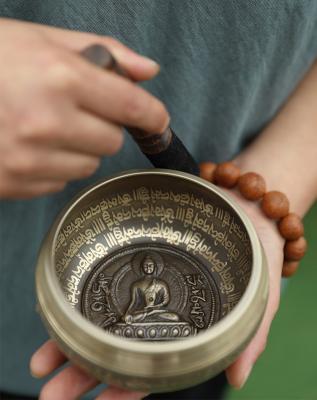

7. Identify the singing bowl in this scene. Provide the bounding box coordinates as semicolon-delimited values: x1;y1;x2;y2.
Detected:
35;169;268;392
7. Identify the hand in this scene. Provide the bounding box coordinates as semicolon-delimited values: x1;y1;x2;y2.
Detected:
224;189;284;388
0;19;168;199
30;188;283;399
30;340;148;400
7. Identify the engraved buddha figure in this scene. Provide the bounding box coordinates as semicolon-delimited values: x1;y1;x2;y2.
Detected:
124;255;180;324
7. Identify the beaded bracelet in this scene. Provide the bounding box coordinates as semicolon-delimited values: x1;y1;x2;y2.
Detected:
199;161;307;278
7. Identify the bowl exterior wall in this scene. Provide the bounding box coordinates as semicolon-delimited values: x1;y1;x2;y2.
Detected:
35;170;269;392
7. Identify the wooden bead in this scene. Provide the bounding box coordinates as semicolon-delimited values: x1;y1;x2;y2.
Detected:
238;172;266;200
214;162;240;188
201;160;307;279
199;162;217;182
261;191;290;219
284;237;307;261
278;213;304;240
282;261;299;278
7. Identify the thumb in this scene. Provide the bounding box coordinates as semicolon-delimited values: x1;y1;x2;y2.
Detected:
225;283;280;389
39;23;160;81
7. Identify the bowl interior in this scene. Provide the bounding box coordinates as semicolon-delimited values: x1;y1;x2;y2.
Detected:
53;171;253;341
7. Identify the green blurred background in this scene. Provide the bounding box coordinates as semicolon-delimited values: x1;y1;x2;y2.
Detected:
228;203;317;400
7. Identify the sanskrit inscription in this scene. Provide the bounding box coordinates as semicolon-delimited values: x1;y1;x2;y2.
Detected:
55;183;252;322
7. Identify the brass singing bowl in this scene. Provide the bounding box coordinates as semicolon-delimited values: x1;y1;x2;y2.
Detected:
36;169;268;392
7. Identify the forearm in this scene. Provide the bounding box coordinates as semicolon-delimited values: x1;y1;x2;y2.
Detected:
235;60;317;217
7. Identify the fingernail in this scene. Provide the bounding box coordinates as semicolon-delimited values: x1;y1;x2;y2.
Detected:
237;365;252;389
141;56;160;70
29;354;43;379
30;368;41;379
112;48;159;69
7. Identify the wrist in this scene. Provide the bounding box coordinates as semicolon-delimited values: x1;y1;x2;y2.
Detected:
200;161;307;277
233;151;316;218
233;61;317;217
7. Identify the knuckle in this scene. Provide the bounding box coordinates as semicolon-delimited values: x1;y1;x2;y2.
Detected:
3;153;36;176
17;112;60;142
16;113;39;140
19;158;38;176
102;35;120;48
39;116;61;141
45;54;79;93
88;34;118;48
92;35;122;52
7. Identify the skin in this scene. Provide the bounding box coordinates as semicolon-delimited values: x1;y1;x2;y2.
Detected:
0;17;315;400
227;58;317;388
0;19;169;198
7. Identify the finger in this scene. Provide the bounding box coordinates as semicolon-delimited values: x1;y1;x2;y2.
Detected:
41;110;124;156
0;177;67;199
39;364;98;400
96;386;148;400
30;340;67;378
38;46;168;133
70;58;169;133
36;23;160;81
225;283;280;389
5;145;101;181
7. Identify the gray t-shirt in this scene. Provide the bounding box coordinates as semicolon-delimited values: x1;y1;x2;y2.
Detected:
0;0;317;396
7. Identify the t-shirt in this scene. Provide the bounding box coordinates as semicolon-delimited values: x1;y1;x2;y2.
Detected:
0;0;317;397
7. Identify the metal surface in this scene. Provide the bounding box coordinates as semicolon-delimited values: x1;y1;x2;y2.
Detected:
82;244;221;340
36;170;268;392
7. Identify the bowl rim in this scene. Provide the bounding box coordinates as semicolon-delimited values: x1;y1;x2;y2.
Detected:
41;169;264;355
